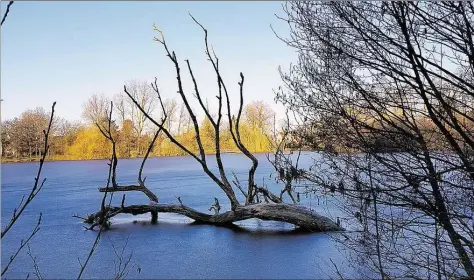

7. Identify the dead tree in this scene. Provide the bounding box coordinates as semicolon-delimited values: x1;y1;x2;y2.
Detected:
75;102;138;280
79;15;342;233
275;2;474;279
74;100;164;229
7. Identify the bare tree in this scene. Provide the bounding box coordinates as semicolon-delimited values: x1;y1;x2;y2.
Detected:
82;94;110;127
77;15;341;233
1;110;80;161
176;103;191;135
275;2;474;279
124;80;157;156
4;107;53;160
243;100;275;134
74;98;164;230
162;98;178;133
1;119;15;158
114;92;129;126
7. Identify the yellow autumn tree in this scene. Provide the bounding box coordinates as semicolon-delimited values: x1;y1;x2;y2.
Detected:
239;101;275;153
67;126;111;160
117;119;135;158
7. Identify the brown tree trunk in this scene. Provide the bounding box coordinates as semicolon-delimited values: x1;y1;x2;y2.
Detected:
87;203;342;232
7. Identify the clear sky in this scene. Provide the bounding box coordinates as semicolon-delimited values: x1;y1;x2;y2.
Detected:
1;1;296;122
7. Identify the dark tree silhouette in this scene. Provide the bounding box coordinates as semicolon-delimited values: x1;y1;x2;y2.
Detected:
275;2;474;279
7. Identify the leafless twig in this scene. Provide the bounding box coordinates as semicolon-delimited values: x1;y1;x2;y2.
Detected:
2;102;56;238
1;1;14;26
77;102;116;280
2;214;42;277
26;244;44;280
109;236;134;280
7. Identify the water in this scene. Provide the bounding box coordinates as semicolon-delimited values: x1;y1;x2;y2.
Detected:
2;153;362;279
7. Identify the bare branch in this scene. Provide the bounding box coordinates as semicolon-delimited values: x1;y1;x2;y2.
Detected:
2;102;55;238
26;244;44;280
1;1;14;26
2;214;42;277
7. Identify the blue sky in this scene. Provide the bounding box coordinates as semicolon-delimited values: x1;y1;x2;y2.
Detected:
1;1;296;122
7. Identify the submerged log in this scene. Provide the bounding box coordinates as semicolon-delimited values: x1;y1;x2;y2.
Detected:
85;203;342;232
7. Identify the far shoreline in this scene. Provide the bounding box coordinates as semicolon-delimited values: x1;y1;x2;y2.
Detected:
1;151;310;165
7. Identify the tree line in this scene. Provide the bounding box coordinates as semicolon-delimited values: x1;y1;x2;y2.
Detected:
1;80;278;162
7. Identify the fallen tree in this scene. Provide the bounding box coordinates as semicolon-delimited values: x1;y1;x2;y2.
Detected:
78;15;342;233
86;204;340;232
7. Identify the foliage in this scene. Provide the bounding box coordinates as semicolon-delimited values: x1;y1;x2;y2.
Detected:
1;100;277;161
66;126;111;160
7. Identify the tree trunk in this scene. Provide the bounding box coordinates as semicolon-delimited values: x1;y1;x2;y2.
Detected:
86;203;342;232
137;134;141;156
